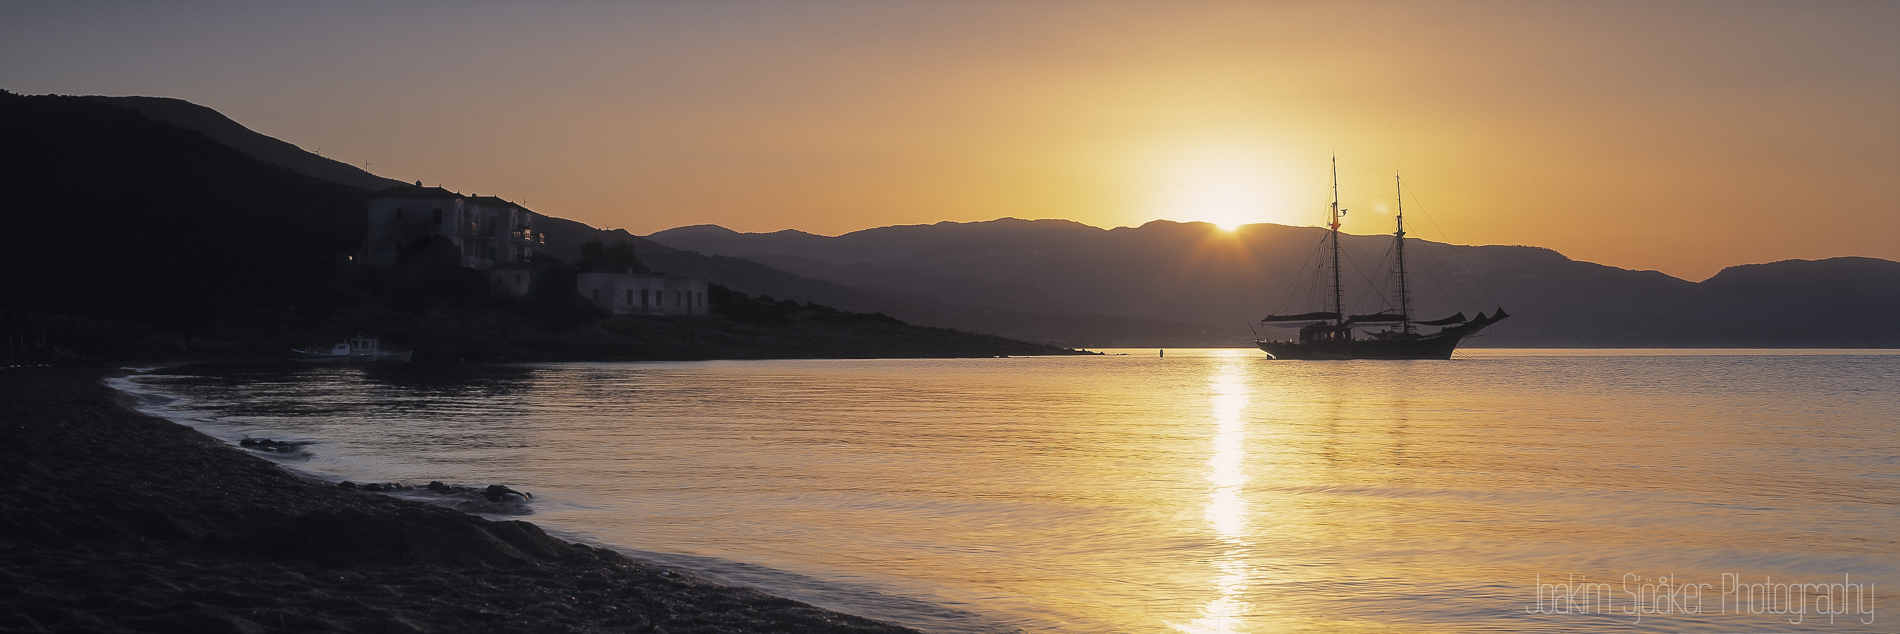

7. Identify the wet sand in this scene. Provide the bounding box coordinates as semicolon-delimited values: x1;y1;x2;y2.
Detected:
0;366;920;634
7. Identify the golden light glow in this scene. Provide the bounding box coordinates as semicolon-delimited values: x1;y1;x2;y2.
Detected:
1153;147;1296;231
24;2;1889;279
1171;354;1256;634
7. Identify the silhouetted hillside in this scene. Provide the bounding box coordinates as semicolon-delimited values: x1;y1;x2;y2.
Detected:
77;93;939;328
652;218;1104;265
2;91;1080;360
535;225;927;321
1691;257;1900;346
647;219;1900;347
90;96;405;192
1;91;369;334
41;90;1888;349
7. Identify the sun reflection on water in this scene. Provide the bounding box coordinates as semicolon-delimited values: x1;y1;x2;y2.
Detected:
1173;357;1256;634
125;351;1900;634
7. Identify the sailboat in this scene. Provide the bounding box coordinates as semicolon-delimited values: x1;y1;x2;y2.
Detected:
1256;158;1508;360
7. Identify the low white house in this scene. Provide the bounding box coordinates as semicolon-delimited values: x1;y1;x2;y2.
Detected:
489;266;535;299
577;273;709;316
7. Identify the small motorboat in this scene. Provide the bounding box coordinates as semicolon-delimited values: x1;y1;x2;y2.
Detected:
290;335;413;363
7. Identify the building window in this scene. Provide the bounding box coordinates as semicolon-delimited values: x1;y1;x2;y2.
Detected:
395;208;403;219
626;290;633;305
433;209;443;223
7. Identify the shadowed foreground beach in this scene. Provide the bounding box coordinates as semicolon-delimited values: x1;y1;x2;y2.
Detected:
0;366;919;634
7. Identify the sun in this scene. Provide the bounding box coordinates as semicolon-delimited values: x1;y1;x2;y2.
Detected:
1153;148;1292;231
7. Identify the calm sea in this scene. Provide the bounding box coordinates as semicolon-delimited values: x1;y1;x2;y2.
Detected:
114;350;1899;633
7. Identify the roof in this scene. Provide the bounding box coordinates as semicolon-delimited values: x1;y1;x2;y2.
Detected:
370;183;464;201
466;195;535;214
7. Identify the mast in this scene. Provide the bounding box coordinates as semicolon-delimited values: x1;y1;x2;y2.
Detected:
1394;172;1414;334
1329;156;1345;326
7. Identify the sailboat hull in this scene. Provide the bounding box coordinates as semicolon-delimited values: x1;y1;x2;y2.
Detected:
1255;314;1505;360
1256;332;1467;360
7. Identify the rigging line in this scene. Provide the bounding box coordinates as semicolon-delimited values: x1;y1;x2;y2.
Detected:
1422;240;1484;310
1412;244;1471;316
1268;232;1330;314
1266;245;1304;314
1398;180;1501;308
1336;158;1395;177
1399;182;1497;308
1367;241;1399;313
1412;238;1482;311
1341;242;1386;315
1337;185;1400;201
1299;236;1328;308
1350;222;1402;316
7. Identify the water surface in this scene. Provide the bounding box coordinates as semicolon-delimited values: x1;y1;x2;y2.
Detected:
118;350;1900;633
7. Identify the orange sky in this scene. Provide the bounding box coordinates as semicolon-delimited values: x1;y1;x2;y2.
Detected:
5;1;1896;280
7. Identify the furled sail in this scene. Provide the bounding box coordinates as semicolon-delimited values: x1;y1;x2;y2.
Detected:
1262;311;1340;322
1414;312;1467;326
1345;312;1408;324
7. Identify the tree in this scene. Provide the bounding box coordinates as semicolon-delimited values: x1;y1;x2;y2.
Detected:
577;240;649;274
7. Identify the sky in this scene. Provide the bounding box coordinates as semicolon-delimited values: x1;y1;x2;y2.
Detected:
4;0;1896;280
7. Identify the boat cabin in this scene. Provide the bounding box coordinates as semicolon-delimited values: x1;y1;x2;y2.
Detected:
347;336;380;355
1298;323;1355;343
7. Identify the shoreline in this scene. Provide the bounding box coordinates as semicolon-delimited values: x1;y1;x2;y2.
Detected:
0;365;922;633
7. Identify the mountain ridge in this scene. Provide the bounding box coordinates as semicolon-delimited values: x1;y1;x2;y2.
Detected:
58;91;1895;348
87;95;407;192
645;220;1900;347
75;92;937;326
1;91;1085;360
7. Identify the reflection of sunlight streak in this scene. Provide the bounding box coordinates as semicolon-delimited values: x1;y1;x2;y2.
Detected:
1207;375;1248;538
1171;361;1255;634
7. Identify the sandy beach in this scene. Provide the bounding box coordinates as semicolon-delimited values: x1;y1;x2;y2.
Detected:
0;365;919;634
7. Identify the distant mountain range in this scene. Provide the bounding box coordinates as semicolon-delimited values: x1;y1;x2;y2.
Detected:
14;90;1893;348
648;222;1900;347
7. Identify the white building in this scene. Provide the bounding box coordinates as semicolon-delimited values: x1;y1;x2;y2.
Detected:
489;265;535;299
465;195;541;267
365;183;544;270
577;273;709;316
